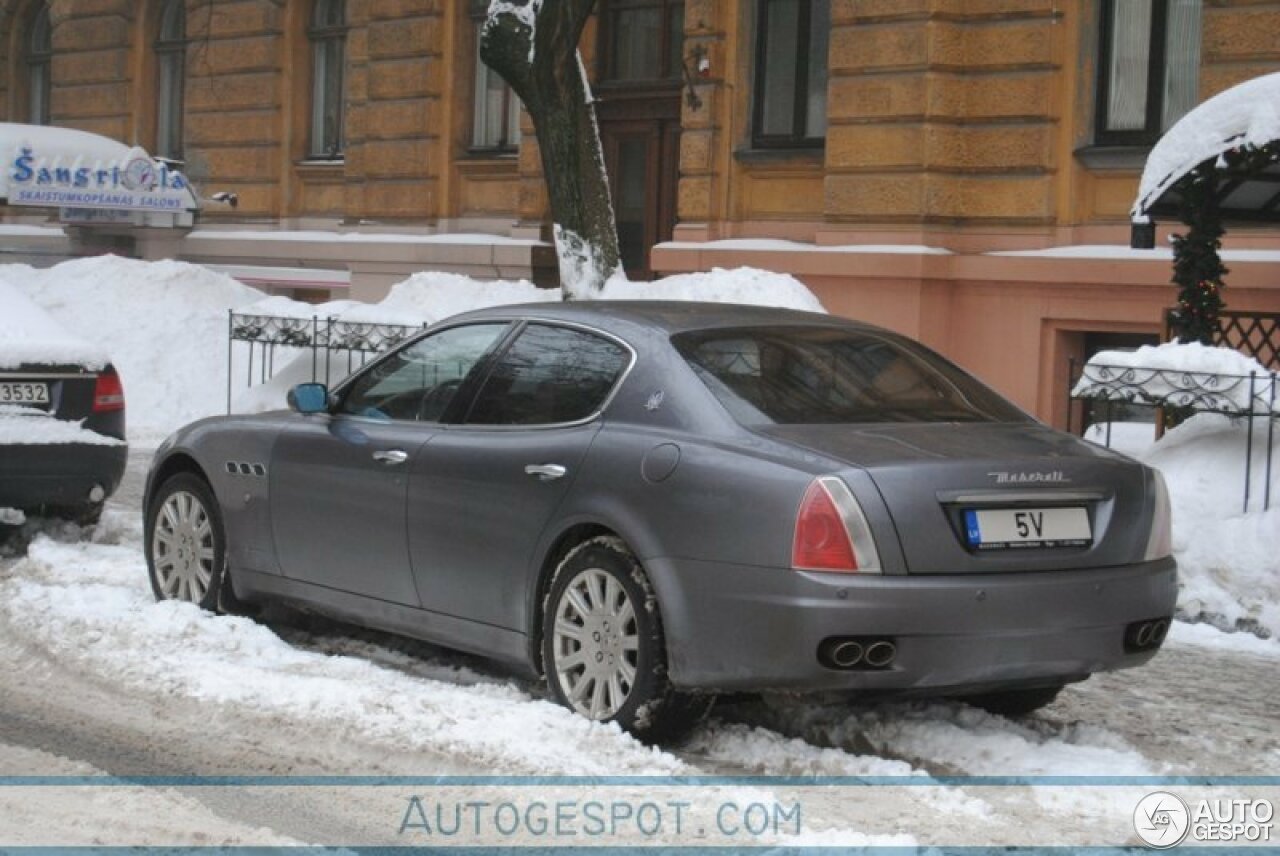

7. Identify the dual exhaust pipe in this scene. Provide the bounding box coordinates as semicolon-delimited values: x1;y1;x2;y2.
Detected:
819;636;897;670
1125;618;1170;652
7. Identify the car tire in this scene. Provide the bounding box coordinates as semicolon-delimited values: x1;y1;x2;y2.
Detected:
542;536;711;742
145;473;245;614
965;684;1064;718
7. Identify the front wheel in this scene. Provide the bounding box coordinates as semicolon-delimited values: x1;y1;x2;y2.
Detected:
145;473;236;612
542;536;711;742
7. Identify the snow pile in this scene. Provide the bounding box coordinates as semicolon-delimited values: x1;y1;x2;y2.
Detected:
607;266;826;312
1140;414;1280;637
237;266;824;329
2;256;265;445
1073;342;1278;414
1133;71;1280;219
1088;413;1280;637
0;275;107;370
233;266;825;413
0;529;685;777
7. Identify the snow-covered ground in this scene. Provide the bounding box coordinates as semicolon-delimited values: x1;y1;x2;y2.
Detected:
1;492;1277;846
2;255;1278;847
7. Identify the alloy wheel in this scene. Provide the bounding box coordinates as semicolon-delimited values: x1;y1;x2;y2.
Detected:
151;490;216;603
551;567;640;720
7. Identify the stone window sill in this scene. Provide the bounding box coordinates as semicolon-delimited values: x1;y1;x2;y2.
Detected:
1074;145;1151;171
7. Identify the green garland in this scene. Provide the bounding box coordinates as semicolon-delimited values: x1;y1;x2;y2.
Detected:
1169;140;1280;344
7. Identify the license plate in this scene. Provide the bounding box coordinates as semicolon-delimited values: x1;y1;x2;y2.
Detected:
0;382;50;406
963;507;1091;550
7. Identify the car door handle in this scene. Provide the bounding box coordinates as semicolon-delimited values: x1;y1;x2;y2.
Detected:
525;463;567;481
372;449;409;465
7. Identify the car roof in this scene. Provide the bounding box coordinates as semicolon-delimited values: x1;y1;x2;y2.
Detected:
448;300;874;336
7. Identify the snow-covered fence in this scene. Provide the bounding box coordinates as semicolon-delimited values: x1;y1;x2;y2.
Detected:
1070;343;1278;512
227;310;425;410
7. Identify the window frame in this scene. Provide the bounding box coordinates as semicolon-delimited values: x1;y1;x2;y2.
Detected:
307;0;347;160
468;0;522;153
459;320;638;431
1095;0;1201;148
154;0;186;161
334;322;516;424
751;0;828;150
598;0;686;86
23;3;52;125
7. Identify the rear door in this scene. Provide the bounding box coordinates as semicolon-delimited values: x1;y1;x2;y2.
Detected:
409;322;633;630
269;322;511;605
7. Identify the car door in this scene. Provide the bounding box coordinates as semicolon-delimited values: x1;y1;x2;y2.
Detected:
409;322;634;630
269;322;512;605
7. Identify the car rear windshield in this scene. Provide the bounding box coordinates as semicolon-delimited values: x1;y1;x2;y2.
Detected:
673;326;1029;425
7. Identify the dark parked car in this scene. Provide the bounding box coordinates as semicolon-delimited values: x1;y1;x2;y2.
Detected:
144;302;1175;739
0;292;127;525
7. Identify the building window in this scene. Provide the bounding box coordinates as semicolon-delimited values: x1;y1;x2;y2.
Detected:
24;3;52;125
752;0;828;149
308;0;346;159
1097;0;1202;146
471;7;521;151
155;0;186;160
601;0;685;83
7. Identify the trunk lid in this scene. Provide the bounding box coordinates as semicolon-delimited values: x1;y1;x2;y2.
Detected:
758;422;1152;574
0;364;123;440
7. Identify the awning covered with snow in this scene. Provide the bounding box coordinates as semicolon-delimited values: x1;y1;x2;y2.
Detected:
0;123;199;226
1131;72;1280;234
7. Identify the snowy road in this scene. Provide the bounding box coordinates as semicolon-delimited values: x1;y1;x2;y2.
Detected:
1;449;1277;848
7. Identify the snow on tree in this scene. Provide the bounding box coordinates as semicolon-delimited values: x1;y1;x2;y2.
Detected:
481;1;621;300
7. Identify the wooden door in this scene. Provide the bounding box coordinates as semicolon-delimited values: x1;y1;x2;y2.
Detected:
596;0;685;280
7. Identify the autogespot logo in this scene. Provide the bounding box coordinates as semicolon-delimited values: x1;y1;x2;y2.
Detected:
1134;791;1191;849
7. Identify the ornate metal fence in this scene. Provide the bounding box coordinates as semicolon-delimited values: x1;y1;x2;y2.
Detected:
1069;359;1278;512
227;311;426;412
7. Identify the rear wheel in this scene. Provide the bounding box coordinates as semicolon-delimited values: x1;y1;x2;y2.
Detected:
965;684;1064;718
145;473;243;613
542;536;711;742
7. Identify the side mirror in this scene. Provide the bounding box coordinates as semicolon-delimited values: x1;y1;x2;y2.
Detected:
287;383;330;414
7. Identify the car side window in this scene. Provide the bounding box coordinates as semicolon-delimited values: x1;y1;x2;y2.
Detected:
339;323;508;422
465;324;630;426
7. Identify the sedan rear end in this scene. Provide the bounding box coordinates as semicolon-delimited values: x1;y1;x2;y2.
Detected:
659;322;1176;703
0;277;127;522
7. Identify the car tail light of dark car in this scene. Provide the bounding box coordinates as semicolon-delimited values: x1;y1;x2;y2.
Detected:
93;367;125;413
792;476;882;574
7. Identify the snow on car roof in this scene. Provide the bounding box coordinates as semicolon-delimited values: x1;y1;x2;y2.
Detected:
0;272;109;370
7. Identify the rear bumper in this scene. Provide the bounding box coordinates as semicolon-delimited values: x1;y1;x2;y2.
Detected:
651;555;1178;693
0;441;128;509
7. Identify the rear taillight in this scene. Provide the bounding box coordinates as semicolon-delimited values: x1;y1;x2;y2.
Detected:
93;367;125;413
1143;469;1172;561
792;477;882;574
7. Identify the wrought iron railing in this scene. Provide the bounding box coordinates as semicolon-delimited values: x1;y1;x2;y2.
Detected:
227;311;426;411
1069;359;1277;512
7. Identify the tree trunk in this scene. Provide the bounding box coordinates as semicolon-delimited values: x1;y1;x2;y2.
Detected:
481;0;621;300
